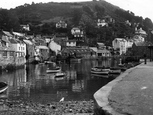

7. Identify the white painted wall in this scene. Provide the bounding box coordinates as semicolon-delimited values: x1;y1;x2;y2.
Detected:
49;40;61;55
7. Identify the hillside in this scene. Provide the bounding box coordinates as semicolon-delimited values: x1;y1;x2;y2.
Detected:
1;0;153;46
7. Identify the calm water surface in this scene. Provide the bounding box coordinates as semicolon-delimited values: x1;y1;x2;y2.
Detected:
0;59;118;104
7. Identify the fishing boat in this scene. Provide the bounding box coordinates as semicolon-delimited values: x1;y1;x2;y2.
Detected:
0;82;8;93
109;67;121;74
54;72;66;80
91;73;109;78
91;66;110;75
46;62;61;73
55;72;66;78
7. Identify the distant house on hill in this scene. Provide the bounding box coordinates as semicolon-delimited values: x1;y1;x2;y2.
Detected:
56;20;67;28
125;20;131;26
71;27;84;42
97;19;108;27
132;35;145;43
135;28;147;38
20;24;30;31
103;15;115;23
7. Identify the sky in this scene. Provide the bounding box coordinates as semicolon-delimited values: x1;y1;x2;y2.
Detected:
0;0;153;21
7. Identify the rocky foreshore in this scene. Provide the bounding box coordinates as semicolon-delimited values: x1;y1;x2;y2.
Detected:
0;99;94;115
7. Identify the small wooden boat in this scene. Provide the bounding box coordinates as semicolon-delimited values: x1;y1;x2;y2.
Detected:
46;62;61;73
46;67;61;73
109;67;121;74
55;72;66;78
91;66;110;75
91;73;109;78
0;82;8;93
55;72;66;80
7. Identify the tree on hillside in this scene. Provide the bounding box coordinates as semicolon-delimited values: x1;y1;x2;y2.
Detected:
0;9;20;31
95;5;105;18
143;18;153;31
72;9;83;26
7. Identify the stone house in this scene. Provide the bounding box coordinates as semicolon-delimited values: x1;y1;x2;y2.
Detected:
23;39;35;63
112;38;127;55
61;47;96;59
135;27;147;38
0;33;16;69
96;43;111;58
63;40;76;47
56;20;67;28
9;38;26;65
97;19;108;27
35;45;49;62
34;37;49;62
71;27;84;42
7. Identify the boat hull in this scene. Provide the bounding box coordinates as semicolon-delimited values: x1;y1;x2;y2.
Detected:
46;68;61;73
55;72;65;78
91;73;109;78
91;70;109;75
0;82;8;93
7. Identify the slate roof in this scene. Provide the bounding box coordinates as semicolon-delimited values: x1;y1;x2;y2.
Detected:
2;31;13;37
134;41;153;46
62;47;95;53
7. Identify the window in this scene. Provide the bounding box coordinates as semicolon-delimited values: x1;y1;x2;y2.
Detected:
98;53;102;56
10;52;14;56
3;51;7;57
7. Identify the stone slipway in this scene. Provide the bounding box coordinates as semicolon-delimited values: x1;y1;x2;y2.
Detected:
94;62;153;115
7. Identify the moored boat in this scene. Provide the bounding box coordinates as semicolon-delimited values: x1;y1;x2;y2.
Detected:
55;72;66;80
0;82;8;93
91;73;109;78
109;67;121;74
91;66;110;75
46;62;61;73
55;72;66;78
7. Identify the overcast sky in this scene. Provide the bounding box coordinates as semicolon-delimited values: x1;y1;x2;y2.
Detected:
0;0;153;21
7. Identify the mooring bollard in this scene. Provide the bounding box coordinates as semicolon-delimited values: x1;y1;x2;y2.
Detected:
144;54;147;64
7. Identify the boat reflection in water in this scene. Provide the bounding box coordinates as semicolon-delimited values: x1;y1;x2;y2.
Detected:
0;59;118;104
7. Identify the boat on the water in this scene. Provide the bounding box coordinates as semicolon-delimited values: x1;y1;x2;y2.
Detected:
46;62;61;73
91;73;109;78
109;67;121;74
0;82;8;93
55;72;66;78
54;72;66;80
91;66;110;75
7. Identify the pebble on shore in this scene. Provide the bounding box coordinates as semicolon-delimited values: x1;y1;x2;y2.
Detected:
0;99;94;115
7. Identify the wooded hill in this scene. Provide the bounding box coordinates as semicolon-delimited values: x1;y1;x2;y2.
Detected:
1;0;153;46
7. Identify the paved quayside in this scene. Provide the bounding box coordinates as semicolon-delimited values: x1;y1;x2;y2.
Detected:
94;61;153;115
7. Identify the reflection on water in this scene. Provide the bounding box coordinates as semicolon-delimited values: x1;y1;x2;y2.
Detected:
0;59;118;104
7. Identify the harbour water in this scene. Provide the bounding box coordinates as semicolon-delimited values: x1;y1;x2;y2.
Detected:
0;59;119;105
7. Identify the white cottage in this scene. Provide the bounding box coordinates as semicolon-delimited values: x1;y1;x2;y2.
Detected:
9;38;26;64
112;38;127;55
49;39;61;55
